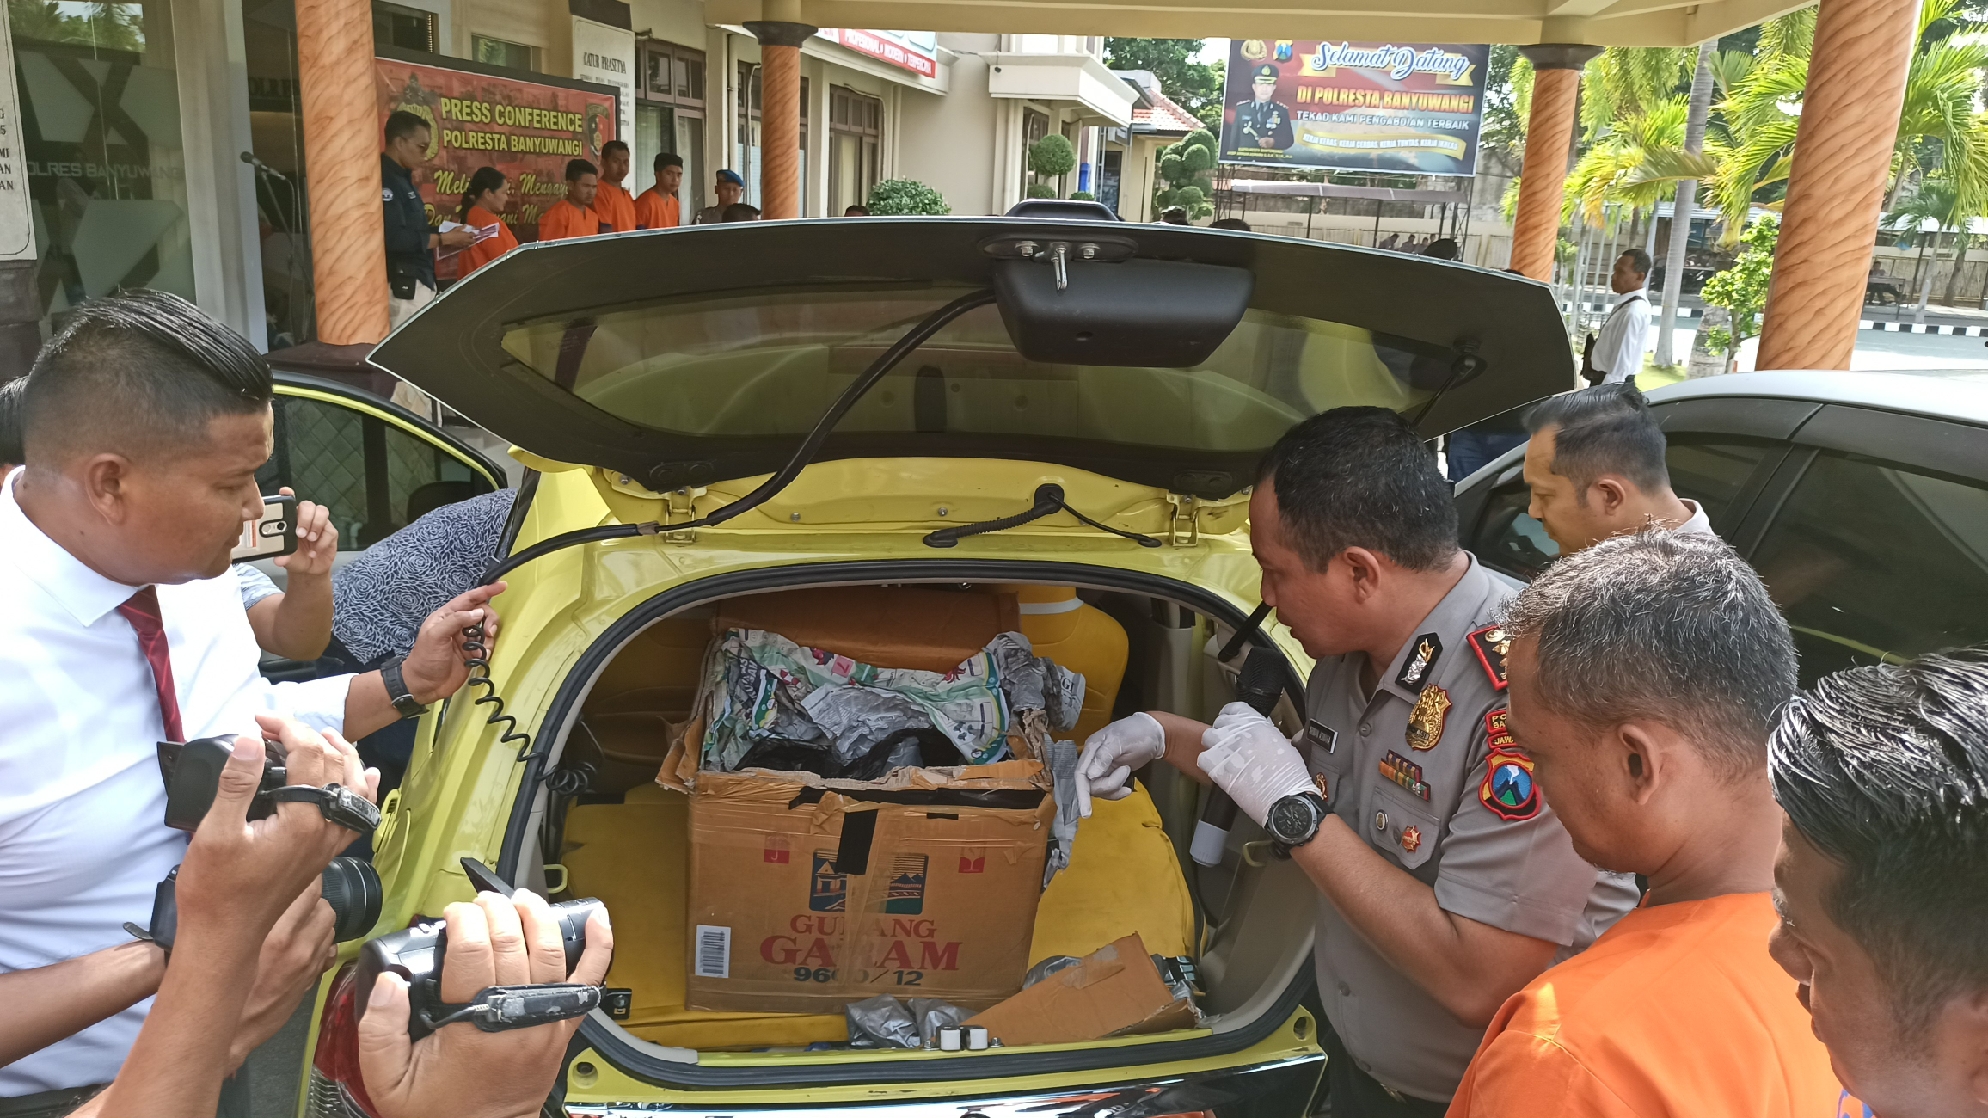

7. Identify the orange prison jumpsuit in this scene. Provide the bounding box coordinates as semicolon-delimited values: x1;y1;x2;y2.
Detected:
454;205;519;278
634;187;680;230
593;181;637;233
1448;893;1853;1118
537;199;602;242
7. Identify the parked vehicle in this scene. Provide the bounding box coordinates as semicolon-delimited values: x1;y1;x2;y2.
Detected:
294;216;1573;1117
1454;369;1988;681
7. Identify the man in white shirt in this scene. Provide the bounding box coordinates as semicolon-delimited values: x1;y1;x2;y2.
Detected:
0;291;504;1111
1522;383;1717;557
1586;248;1652;386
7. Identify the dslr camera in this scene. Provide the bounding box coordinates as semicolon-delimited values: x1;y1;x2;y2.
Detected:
130;736;386;951
355;859;614;1040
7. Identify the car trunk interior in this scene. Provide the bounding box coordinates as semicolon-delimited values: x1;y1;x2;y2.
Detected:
512;577;1317;1074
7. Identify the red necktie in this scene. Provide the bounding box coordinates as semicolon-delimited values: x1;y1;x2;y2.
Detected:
117;586;185;742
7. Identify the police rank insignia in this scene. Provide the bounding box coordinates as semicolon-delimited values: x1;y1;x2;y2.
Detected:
1379;751;1431;800
1480;746;1541;821
1395;633;1444;691
1400;825;1423;853
1405;685;1451;751
1467;625;1511;691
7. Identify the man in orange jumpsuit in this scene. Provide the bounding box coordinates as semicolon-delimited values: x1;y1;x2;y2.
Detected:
592;140;636;233
1447;530;1846;1118
635;152;682;229
537;159;601;242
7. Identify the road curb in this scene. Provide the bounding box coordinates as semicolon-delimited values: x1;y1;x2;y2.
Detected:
1561;301;1988;336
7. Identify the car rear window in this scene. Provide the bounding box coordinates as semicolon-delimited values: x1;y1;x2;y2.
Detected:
498;285;1441;454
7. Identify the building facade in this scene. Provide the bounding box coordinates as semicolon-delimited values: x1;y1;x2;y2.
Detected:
1;0;1131;356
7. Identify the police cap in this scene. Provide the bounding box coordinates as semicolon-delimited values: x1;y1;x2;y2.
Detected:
1253;63;1279;80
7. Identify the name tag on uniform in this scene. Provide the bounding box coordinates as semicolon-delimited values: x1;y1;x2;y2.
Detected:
1307;719;1337;754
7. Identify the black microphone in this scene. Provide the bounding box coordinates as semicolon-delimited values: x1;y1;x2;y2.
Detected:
1191;645;1288;867
240;150;288;181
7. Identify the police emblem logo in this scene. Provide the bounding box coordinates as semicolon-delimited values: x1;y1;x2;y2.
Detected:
1400;825;1422;853
1395;633;1444;691
1467;625;1512;691
1405;684;1451;751
1480;747;1541;821
383;187;396;202
1378;750;1431;801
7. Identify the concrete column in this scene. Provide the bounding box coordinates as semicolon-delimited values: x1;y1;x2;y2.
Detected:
1509;46;1598;281
1756;0;1921;370
746;20;814;221
296;0;389;345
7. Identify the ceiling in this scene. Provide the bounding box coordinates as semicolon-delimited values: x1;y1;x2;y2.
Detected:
704;0;1813;48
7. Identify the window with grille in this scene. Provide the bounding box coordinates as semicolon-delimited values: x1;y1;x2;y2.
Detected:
830;86;882;214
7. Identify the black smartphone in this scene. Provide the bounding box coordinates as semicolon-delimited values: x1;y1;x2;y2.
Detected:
231;494;298;561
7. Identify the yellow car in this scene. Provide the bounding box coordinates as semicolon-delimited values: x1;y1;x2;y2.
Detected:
297;211;1569;1117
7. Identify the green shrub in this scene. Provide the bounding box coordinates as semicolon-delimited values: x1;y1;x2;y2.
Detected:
1069;190;1095;201
1025;181;1057;199
865;179;951;216
1027;133;1077;179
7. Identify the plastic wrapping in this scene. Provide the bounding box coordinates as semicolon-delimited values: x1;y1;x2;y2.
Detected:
1042;739;1082;886
700;629;1086;773
844;994;972;1049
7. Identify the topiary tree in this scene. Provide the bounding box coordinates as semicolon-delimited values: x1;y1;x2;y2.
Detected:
1155;128;1217;219
1025;181;1057;199
1027;133;1076;198
866;179;951;216
1069;190;1096;201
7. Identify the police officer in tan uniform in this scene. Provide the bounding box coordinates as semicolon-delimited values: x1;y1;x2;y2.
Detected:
1077;408;1638;1116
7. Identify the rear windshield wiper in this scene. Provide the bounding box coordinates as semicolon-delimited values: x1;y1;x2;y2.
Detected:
484;289;997;583
923;483;1161;549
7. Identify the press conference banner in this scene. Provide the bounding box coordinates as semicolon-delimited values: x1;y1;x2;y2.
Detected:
1218;39;1489;176
375;55;619;248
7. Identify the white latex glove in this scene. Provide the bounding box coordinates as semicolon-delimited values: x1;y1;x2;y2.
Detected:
1074;712;1167;818
1197;702;1315;828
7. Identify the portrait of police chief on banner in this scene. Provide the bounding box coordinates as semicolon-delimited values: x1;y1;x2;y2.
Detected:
1217;38;1490;177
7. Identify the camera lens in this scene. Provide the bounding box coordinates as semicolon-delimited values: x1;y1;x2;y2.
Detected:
321;857;384;942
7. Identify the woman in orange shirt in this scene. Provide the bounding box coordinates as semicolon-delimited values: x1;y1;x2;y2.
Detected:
454;166;520;279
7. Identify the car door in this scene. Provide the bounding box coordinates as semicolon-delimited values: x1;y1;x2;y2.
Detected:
1741;404;1988;683
1459;395;1817;582
253;373;508;679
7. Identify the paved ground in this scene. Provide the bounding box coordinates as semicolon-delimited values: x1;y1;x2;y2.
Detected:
1641;317;1988;374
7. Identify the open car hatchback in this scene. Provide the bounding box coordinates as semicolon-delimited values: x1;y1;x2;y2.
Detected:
299;215;1572;1118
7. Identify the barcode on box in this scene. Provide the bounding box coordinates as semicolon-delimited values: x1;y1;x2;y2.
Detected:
694;924;731;978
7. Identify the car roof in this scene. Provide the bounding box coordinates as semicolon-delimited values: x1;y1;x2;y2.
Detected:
1645;369;1988;427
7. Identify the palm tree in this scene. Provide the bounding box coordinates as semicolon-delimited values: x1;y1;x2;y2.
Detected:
1633;0;1988;242
1886;177;1972;324
1654;40;1718;369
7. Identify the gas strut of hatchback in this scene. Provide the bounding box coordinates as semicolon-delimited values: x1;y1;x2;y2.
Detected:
480;288;998;586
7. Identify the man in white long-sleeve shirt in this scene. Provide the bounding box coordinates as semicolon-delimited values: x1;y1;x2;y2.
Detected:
1588;248;1652;386
0;291;503;1115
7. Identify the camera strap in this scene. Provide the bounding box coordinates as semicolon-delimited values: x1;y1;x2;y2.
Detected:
267;783;382;835
421;983;603;1033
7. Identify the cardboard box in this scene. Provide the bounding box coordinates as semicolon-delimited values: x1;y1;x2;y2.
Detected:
963;934;1199;1047
682;761;1055;1015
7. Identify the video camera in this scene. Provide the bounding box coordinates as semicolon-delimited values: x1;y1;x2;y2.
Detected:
355;858;610;1040
127;736;387;951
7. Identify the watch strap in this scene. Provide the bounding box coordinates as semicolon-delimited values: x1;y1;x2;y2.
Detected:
268;782;383;835
380;655;428;719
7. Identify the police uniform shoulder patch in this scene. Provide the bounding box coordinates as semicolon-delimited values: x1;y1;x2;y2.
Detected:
1480;745;1540;821
1405;684;1450;751
1485;707;1514;750
1395;632;1444;691
1466;625;1511;691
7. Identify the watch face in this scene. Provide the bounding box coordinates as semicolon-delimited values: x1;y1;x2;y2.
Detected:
1269;797;1312;844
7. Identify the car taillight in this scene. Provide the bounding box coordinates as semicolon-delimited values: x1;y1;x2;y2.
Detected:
306;963;381;1118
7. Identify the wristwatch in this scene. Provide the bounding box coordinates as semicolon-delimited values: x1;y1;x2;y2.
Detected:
380;655;429;720
1265;791;1329;859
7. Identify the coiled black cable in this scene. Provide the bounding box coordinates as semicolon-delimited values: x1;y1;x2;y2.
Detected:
460;620;537;762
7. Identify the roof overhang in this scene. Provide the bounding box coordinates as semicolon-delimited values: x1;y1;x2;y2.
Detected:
987;52;1135;125
703;0;1811;47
